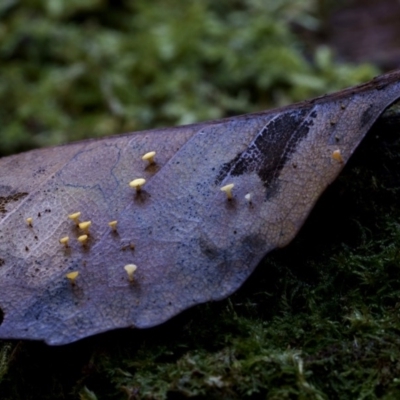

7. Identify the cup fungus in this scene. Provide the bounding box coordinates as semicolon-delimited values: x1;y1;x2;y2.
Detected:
332;149;344;163
142;151;156;165
129;178;146;193
26;217;33;227
77;234;88;245
220;183;235;200
59;236;69;247
108;220;118;231
68;212;81;225
124;264;137;282
78;221;92;233
65;271;79;285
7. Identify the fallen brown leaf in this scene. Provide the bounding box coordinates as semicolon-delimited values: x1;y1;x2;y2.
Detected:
1;70;400;344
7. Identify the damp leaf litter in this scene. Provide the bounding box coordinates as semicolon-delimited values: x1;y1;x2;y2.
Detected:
1;70;400;345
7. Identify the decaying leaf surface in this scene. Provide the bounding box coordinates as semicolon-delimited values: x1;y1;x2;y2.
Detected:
1;71;400;345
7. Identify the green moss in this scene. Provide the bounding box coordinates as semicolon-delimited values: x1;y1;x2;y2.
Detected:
0;0;377;156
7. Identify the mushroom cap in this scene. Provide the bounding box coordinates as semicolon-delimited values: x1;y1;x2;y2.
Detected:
142;151;156;161
108;220;118;228
26;217;33;223
124;264;137;275
59;236;69;244
78;221;92;230
244;193;252;201
66;271;79;280
129;178;146;188
77;234;88;243
220;183;235;192
68;212;81;220
332;149;343;162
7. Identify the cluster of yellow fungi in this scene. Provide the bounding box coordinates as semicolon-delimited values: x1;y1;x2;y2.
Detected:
61;151;158;286
62;210;138;285
29;146;345;289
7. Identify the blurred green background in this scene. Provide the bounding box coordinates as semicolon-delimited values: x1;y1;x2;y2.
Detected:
0;0;376;156
5;1;400;399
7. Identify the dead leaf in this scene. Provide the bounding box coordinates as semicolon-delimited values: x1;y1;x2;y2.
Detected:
1;70;400;345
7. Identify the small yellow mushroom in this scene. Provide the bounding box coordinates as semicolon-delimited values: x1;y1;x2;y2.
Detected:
108;220;118;231
220;183;235;200
142;151;156;165
129;178;146;193
59;236;70;247
245;193;253;204
332;149;344;163
108;220;118;232
124;264;137;282
66;271;79;285
68;212;81;225
26;217;33;227
77;234;88;245
78;221;92;233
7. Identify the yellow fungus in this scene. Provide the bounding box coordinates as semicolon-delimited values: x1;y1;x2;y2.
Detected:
77;234;88;245
59;236;69;247
332;149;344;163
68;212;81;225
26;217;33;227
66;271;79;284
108;220;118;231
142;151;156;165
124;264;137;282
220;183;235;200
78;221;92;233
129;178;146;193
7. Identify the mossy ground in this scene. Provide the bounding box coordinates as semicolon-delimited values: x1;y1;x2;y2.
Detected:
0;0;376;156
1;111;400;399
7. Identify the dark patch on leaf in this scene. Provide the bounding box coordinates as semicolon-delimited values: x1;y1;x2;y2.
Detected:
0;192;28;214
199;236;220;260
361;104;375;128
216;108;315;193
